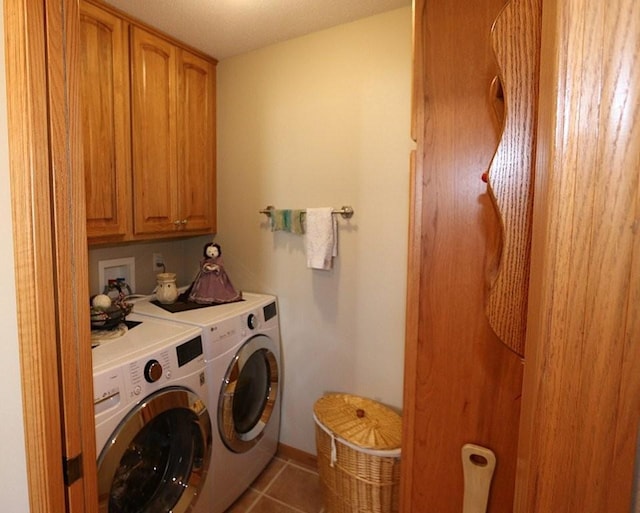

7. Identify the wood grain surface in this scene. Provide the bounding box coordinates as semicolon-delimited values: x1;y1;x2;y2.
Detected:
515;0;640;511
131;26;179;234
402;1;524;511
46;0;99;510
485;0;541;357
80;1;132;242
5;1;99;510
4;1;67;511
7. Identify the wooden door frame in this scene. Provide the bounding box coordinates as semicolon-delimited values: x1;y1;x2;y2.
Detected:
4;0;97;511
514;0;640;510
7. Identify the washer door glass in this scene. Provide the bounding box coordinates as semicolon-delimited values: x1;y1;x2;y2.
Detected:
219;334;279;453
98;386;211;513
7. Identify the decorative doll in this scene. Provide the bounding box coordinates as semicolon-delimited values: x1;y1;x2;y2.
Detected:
188;243;242;304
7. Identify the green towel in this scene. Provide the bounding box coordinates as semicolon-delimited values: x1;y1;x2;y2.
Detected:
271;209;294;231
283;210;291;231
291;210;305;234
271;209;304;233
270;210;286;231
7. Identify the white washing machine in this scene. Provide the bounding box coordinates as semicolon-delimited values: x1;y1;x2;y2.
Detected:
92;313;214;513
132;293;282;513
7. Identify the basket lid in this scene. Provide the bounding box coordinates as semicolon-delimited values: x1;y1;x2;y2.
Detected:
313;393;401;450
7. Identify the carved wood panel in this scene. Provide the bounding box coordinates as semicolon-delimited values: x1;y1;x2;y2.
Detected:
485;0;541;357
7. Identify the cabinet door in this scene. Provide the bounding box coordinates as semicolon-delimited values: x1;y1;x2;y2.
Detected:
177;50;216;233
80;1;131;240
130;26;179;234
401;0;523;512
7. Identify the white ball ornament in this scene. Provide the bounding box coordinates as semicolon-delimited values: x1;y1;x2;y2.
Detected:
92;294;112;310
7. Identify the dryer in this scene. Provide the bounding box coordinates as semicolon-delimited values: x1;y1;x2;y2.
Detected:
92;313;213;513
132;293;282;512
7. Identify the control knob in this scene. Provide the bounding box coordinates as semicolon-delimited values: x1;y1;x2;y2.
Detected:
144;359;163;383
247;313;258;330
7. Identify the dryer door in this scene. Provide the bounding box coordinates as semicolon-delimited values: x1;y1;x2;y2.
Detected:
97;386;212;513
219;334;279;453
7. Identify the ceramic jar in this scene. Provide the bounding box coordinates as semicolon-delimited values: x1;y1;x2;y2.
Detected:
156;272;178;304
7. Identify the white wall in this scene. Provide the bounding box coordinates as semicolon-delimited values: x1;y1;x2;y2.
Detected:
216;7;413;453
0;0;31;509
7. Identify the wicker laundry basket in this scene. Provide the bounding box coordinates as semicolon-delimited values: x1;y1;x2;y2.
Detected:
313;393;402;513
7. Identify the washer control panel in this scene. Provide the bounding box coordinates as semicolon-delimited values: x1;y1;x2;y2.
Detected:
93;335;204;412
127;349;173;399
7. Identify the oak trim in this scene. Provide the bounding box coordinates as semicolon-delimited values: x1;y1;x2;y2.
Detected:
277;443;318;469
4;0;66;511
399;150;422;513
515;0;640;510
401;1;425;507
5;0;97;511
45;0;99;510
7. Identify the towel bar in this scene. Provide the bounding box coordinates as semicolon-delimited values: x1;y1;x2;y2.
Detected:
259;205;354;219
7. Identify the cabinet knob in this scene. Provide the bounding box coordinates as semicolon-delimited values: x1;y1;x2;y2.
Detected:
181;219;188;224
173;220;181;225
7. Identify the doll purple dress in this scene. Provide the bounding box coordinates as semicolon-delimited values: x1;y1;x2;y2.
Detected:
188;243;242;304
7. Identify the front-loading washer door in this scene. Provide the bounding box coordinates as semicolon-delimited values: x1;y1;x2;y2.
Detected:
97;386;212;513
218;334;279;453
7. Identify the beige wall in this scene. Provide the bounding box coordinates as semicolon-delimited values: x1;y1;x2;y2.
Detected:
216;7;413;453
88;235;211;295
0;0;31;508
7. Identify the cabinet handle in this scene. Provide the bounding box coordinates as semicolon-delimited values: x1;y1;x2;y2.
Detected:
180;219;188;225
173;220;181;226
484;0;540;358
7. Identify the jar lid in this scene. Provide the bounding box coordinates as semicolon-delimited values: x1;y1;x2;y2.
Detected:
313;393;401;450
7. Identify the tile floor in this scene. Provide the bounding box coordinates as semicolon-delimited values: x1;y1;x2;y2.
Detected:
225;456;325;513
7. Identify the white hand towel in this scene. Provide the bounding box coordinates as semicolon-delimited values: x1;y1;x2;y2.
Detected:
305;207;338;270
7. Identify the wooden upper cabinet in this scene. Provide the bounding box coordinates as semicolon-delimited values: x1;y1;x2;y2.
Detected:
131;27;216;236
177;50;216;233
130;27;179;234
80;1;131;241
80;1;217;242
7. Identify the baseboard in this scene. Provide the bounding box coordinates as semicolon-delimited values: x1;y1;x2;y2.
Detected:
277;443;317;469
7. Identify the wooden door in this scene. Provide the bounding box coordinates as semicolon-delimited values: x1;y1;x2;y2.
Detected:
401;0;524;511
80;1;131;241
176;49;216;233
5;0;97;511
131;26;179;234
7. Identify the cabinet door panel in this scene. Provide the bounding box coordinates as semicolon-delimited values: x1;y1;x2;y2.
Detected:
177;50;216;232
401;1;523;512
131;27;178;234
80;2;131;240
